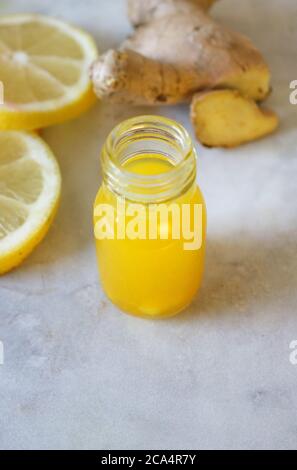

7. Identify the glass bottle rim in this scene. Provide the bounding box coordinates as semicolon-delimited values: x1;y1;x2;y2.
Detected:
101;115;197;202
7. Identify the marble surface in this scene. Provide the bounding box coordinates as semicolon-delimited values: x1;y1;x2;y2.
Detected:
0;0;297;450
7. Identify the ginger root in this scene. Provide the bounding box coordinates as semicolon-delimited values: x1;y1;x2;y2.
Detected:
127;0;218;28
191;90;279;148
92;0;270;105
91;0;278;147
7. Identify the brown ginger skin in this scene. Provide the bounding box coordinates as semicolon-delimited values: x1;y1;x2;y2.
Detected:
127;0;218;27
91;0;271;106
91;0;278;147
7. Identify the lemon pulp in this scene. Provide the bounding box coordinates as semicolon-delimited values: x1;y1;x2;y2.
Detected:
0;131;61;274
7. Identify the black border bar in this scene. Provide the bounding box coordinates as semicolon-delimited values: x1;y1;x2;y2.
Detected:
0;450;296;465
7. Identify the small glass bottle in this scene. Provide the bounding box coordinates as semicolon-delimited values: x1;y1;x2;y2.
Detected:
94;116;207;318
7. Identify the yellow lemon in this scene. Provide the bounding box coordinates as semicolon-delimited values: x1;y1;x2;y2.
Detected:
0;14;98;130
0;130;61;274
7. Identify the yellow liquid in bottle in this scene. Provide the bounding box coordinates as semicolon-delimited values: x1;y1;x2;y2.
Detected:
94;154;207;318
123;154;174;175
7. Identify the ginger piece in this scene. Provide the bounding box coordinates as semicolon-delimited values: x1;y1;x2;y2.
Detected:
190;89;279;148
127;0;218;26
91;49;206;105
91;0;278;148
91;0;271;105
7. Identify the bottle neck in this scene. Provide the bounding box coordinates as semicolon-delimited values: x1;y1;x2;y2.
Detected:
101;116;197;203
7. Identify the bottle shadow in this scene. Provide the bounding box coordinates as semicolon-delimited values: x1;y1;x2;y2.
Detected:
173;230;297;322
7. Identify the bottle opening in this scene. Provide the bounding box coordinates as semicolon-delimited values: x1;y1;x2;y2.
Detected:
101;115;197;202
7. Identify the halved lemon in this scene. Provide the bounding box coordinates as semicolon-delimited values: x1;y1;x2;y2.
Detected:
0;14;98;130
0;130;61;274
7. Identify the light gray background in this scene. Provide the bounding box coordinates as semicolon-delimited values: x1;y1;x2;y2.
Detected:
0;0;297;450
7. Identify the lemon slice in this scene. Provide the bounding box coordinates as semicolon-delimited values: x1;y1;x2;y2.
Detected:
0;130;61;274
0;14;98;130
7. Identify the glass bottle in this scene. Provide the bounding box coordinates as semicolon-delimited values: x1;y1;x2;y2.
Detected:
94;116;207;318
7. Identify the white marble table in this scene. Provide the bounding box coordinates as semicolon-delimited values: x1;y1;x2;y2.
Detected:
0;0;297;450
